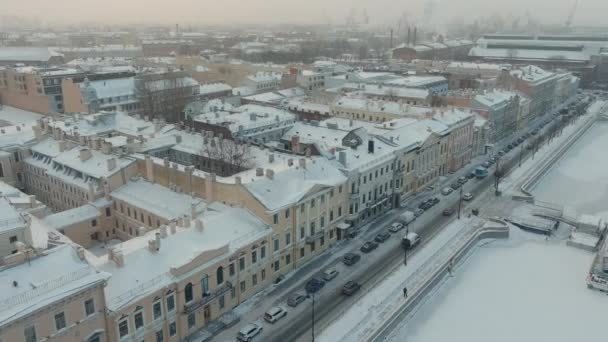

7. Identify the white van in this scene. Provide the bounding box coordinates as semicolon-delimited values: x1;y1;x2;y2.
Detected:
402;232;420;250
400;210;416;224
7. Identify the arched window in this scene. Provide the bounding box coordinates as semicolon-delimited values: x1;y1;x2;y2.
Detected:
201;276;209;297
184;283;193;303
217;266;224;285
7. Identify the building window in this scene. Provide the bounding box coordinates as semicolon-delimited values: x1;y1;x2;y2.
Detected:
84;298;95;316
155;329;164;342
310;221;316;235
169;321;177;336
252;274;258;286
118;318;129;338
91;219;97;227
187;313;195;329
9;235;17;243
134;311;144;330
24;325;37;342
274;239;279;252
252;250;257;264
229;263;235;276
286;253;291;265
231;287;236;299
261;245;266;259
285;232;291;246
300;247;305;258
201;276;209;296
273;214;278;224
185;283;194;303
239;257;245;271
274;260;280;271
54;312;66;331
300;226;305;239
217;266;224;285
285;208;290;218
240;280;246;293
153;300;162;320
320;216;325;228
105;207;111;217
310;199;315;207
166;293;175;312
261;269;266;281
320;236;325;246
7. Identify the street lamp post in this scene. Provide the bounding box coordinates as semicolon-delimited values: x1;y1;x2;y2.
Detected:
519;141;524;167
307;292;316;342
457;185;463;219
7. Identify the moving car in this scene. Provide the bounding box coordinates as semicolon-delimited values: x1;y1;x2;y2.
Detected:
414;208;424;217
322;268;339;281
237;323;263;341
264;307;287;323
287;292;306;307
374;231;391;243
342;281;361;296
458;176;468;184
450;182;461;190
360;241;379;253
441;187;453;196
389;222;404;233
402;232;420;249
443;207;455;216
467;172;476;179
305;277;325;293
343;253;361;266
463;192;473;201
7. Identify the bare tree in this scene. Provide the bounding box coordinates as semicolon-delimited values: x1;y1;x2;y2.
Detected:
200;138;252;176
135;71;196;123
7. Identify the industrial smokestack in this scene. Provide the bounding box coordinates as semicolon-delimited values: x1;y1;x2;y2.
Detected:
413;27;417;45
390;29;394;49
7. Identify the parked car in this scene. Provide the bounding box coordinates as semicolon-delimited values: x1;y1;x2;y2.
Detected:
360;241;379;253
402;232;420;249
458;176;468;184
389;222;404;233
463;192;473;201
305;277;325;293
342;281;362;296
375;231;391;243
343;253;361;266
443;208;455;216
287;292;306;307
450;182;461;190
237;323;263;341
421;201;433;210
264;307;287;323
507;144;514;149
467;172;476;179
441;187;453;196
425;185;435;192
322;268;339;281
497;151;505;157
400;211;416;224
414;208;424;217
430;197;440;205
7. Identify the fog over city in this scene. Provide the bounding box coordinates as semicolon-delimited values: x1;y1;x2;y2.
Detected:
3;0;608;26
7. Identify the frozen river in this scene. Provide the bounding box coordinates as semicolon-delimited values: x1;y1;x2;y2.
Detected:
387;232;607;342
532;122;608;216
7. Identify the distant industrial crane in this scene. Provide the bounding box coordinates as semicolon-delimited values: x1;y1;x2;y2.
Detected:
565;0;580;27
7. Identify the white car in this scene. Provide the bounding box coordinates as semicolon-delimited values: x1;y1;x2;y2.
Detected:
322;268;339;281
237;323;263;341
441;187;453;196
389;222;404;233
463;192;473;201
264;306;287;323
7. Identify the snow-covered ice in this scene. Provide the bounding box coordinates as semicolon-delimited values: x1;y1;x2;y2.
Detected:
387;233;607;342
533;122;608;216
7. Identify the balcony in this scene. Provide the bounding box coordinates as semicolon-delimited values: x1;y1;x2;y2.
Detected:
305;231;325;244
183;281;232;314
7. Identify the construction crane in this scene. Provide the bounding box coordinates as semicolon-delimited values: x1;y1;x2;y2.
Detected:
565;0;580;28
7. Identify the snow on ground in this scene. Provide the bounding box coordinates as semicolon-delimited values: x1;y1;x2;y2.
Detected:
87;239;122;257
0;105;43;126
318;217;481;342
533;122;608;216
387;232;607;342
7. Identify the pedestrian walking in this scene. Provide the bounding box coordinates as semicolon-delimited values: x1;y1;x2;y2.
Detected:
403;287;408;298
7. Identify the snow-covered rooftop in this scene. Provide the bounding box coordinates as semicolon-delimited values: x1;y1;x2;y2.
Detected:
193;104;296;133
80;77;135;100
199;82;232;95
111;178;205;220
0;244;109;326
93;202;270;310
333;96;431;117
384;76;447;88
473;89;519;108
0;106;43;126
340;83;430;100
0;47;63;62
42;204;99;230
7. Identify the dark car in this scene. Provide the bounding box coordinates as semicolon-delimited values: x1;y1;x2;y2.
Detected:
343;253;361;266
374;231;391;243
360;241;379;253
430;197;440;205
467;172;476;179
305;277;325;293
442;208;455;216
450;182;461;190
342;281;361;296
458;176;468;184
517;137;524;143
507;144;514;149
483;160;492;167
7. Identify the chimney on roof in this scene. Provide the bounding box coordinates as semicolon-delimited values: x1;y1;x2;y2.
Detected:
338;151;347;166
299;158;306;169
205;173;215;202
113;250;124;267
76;246;86;260
235;176;242;185
79;148;92;162
175;135;182;144
58;140;67;152
368;140;375;154
305;147;312;158
101;142;112;154
107;158;117;171
256;167;264;176
265;169;274;179
268;154;275;163
184;215;191;228
160;225;168;238
170;220;177;234
287;159;293;167
195;219;204;232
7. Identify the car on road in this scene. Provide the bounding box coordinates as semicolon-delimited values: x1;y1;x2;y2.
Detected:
463;192;473;201
458;176;468;184
425;185;435;192
322;268;339;281
264;306;287;323
507;143;514;149
430;197;440;205
237;323;263;341
414;208;424;217
389;222;404;233
402;232;420;249
497;151;505;157
442;207;455;216
518;137;524;143
305;277;325;293
343;253;361;266
532;129;539;135
420;200;433;210
441;187;453;196
450;182;461;190
482;160;492;167
375;231;391;243
342;281;362;296
467;172;476;179
360;241;379;253
287;292;306;307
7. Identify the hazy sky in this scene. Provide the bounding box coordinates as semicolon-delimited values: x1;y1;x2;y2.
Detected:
3;0;608;27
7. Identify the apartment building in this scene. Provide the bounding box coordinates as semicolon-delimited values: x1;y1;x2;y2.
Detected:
335;83;431;106
0;66;85;114
432;108;475;172
330;96;432;123
472;90;521;141
243;72;282;93
0;123;40;189
62;77;141;114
